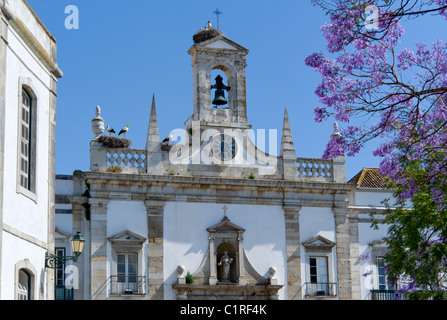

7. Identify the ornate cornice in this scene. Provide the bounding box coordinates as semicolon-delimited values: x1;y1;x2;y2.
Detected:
1;0;63;78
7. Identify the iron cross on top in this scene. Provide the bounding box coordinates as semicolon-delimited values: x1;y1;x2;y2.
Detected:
222;205;228;218
214;8;222;30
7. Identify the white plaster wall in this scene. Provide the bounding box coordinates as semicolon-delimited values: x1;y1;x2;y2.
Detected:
351;190;394;207
55;179;74;195
163;202;287;300
0;0;60;301
8;0;54;54
1;231;47;299
299;207;336;242
2;21;52;242
55;213;73;235
106;200;149;289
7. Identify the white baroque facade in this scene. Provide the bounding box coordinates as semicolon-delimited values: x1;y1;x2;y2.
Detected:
54;30;394;300
0;0;62;300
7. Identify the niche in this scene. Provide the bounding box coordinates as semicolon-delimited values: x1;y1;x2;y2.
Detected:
216;242;238;283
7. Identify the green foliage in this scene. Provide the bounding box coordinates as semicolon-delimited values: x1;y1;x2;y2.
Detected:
379;177;447;299
81;181;91;221
186;271;194;284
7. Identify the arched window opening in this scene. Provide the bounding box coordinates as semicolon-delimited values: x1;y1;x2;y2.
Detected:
19;88;32;190
210;68;231;109
18;269;31;300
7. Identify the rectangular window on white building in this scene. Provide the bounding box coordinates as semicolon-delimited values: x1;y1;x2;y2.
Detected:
377;257;394;290
308;256;331;296
115;253;138;294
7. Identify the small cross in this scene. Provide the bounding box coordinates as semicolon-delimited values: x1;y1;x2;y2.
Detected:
222;205;228;218
214;8;222;30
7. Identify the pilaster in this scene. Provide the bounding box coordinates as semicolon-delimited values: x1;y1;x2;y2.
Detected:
349;212;361;299
283;203;301;300
334;207;352;299
89;199;109;300
70;198;87;300
45;75;58;300
145;199;165;300
0;7;7;299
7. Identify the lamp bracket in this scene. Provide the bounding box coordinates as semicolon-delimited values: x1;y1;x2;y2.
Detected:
45;252;80;269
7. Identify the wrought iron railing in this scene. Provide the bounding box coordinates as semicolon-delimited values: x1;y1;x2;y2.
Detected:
371;290;397;300
304;282;338;297
110;275;146;295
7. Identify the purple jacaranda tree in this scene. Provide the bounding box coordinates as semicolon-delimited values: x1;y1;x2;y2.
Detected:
308;0;447;299
306;0;447;205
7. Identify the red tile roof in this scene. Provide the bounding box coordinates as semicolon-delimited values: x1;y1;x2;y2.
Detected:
349;168;387;189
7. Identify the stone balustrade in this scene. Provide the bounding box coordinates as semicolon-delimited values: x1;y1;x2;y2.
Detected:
90;141;346;183
106;148;147;172
90;141;147;173
296;157;334;182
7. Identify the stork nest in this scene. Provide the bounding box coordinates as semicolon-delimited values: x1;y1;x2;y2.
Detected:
193;28;223;44
97;135;131;148
161;143;173;151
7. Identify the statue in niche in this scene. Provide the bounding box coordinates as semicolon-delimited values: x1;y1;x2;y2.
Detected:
218;251;233;282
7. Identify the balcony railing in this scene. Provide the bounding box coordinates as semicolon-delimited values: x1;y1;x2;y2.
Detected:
110;275;146;296
371;290;397;300
304;282;338;297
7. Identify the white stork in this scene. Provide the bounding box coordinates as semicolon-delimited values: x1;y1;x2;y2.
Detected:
106;126;115;135
119;124;130;138
162;131;174;144
206;20;212;30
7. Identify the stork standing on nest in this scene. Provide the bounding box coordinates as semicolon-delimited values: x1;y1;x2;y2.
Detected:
206;20;212;30
106;126;115;135
119;124;130;138
162;131;174;144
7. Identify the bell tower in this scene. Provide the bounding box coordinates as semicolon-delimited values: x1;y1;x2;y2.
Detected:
187;29;251;130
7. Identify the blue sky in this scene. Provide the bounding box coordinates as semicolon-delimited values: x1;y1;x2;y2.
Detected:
26;0;446;180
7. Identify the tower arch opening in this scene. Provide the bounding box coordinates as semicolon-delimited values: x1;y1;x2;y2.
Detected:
210;66;231;109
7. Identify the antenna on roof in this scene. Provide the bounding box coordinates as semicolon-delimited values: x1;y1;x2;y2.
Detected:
214;8;222;30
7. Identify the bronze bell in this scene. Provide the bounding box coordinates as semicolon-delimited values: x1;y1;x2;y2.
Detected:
212;89;228;106
211;75;230;107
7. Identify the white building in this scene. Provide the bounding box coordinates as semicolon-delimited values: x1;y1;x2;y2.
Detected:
54;29;394;300
0;0;62;300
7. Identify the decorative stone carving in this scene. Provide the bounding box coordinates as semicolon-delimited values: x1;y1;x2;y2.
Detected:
206;216;246;285
91;105;104;137
302;234;336;252
108;229;146;253
172;214;283;300
177;265;186;284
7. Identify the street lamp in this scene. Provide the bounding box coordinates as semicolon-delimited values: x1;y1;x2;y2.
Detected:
45;231;85;268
